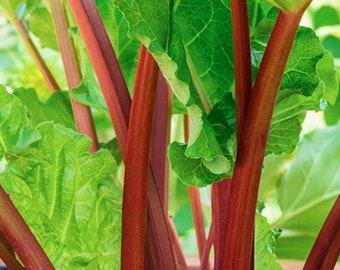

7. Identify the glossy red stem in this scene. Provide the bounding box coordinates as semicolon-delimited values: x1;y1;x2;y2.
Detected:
221;9;306;269
0;186;54;269
304;195;340;270
121;45;159;269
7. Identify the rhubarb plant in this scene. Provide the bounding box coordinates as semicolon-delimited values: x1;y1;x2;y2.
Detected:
0;0;339;269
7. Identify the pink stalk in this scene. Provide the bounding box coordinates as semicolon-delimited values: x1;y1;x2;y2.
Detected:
68;0;130;153
12;19;59;92
199;224;214;270
168;215;188;270
50;0;99;152
121;45;159;269
151;72;172;210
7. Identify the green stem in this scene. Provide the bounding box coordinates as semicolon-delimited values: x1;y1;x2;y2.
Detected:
221;8;307;269
0;186;54;269
12;19;60;92
304;195;340;270
121;45;159;269
50;0;99;152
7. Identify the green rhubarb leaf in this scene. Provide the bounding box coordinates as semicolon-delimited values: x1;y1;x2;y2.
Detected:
95;0;140;92
0;86;28;158
115;0;234;186
168;142;224;187
13;88;75;129
0;122;121;269
0;0;25;21
0;0;39;21
29;7;58;51
265;0;309;12
313;5;340;29
0;89;121;268
72;79;109;120
251;23;338;155
186;105;231;175
316;51;338;105
255;205;282;270
272;124;340;260
207;93;236;157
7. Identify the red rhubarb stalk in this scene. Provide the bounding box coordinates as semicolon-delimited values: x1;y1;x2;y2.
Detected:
0;231;25;270
68;2;177;268
212;1;252;264
12;19;59;92
221;7;308;269
151;72;172;210
304;195;340;270
50;0;99;152
121;45;159;269
231;0;253;143
67;0;130;153
0;186;54;269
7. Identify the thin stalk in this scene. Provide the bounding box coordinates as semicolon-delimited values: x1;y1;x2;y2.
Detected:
304;195;340;270
199;222;214;270
146;174;178;270
214;2;253;266
168;215;188;270
221;8;308;269
121;45;159;269
188;187;207;262
151;72;172;210
67;0;130;153
184;115;209;265
231;0;252;144
12;19;59;92
50;0;99;152
0;186;54;269
149;73;180;269
211;180;231;269
0;231;25;270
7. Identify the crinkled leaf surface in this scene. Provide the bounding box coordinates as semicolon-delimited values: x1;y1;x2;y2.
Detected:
95;0;140;93
272;124;340;260
0;89;121;269
253;25;338;155
116;0;337;186
115;0;234;186
0;86;28;158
